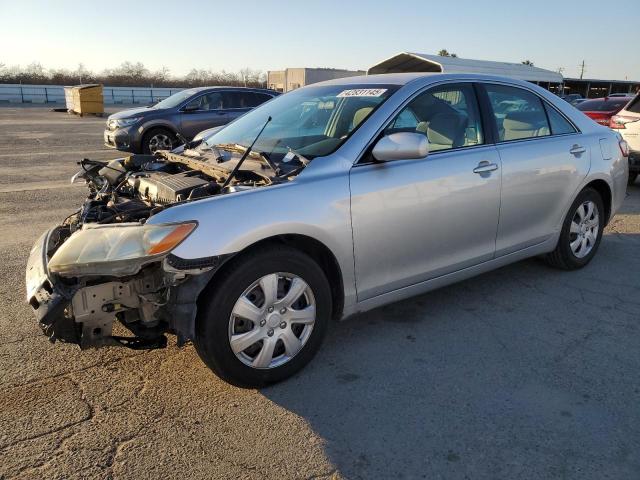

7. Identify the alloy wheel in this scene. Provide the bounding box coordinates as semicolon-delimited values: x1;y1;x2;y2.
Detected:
148;133;173;153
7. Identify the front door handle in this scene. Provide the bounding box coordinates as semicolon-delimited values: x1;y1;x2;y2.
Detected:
569;144;586;156
473;161;499;174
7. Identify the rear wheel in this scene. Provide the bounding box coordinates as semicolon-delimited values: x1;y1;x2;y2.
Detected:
194;246;331;388
142;127;176;154
629;172;638;186
544;188;604;270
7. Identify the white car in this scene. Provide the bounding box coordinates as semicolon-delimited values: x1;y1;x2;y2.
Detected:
611;94;640;185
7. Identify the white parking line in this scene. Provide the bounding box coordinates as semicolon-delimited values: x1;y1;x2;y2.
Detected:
0;149;112;158
0;181;83;193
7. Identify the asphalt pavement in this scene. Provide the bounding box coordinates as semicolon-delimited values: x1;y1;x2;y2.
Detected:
1;106;639;479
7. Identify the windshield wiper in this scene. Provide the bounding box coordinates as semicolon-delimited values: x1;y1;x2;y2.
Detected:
221;116;272;190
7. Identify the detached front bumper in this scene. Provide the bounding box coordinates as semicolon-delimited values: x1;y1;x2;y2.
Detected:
26;227;223;350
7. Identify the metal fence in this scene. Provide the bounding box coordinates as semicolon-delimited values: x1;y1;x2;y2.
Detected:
0;84;186;105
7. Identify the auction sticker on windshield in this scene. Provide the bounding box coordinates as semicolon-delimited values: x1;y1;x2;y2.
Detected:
337;89;387;98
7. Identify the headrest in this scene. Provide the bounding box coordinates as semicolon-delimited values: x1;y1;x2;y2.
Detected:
352;107;373;128
427;113;466;146
503;111;543;131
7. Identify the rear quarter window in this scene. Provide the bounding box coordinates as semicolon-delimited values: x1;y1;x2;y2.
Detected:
577;99;628;112
625;95;640;114
545;104;577;135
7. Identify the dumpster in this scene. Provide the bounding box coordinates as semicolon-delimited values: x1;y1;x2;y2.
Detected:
64;87;74;111
68;84;104;116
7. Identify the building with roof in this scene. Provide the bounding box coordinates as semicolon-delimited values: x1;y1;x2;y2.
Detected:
369;52;563;84
367;52;639;99
267;68;365;92
562;77;639;99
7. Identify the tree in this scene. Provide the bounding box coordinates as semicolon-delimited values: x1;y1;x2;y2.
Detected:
438;49;450;57
0;61;266;88
522;60;534;66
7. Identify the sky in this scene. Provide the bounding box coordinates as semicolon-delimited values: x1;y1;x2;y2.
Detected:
1;0;639;81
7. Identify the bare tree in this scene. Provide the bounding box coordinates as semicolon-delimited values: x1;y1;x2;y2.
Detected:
0;61;266;88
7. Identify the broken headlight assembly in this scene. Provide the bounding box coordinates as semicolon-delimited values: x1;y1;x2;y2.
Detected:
48;221;197;277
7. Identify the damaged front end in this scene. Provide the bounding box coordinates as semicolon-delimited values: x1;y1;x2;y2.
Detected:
25;148;301;350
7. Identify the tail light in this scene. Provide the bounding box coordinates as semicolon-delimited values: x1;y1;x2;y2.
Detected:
619;138;630;157
584;112;611;126
610;115;640;129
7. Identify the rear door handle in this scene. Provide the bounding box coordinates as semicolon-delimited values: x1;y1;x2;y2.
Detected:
473;161;499;174
570;144;586;155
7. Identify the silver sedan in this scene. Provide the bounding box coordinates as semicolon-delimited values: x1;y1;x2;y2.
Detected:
26;73;629;387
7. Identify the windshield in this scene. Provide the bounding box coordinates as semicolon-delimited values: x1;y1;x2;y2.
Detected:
577;98;630;112
153;89;199;109
201;84;399;161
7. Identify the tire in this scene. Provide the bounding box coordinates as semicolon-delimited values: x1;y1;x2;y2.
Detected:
194;245;331;388
142;127;176;154
628;172;638;186
544;187;605;270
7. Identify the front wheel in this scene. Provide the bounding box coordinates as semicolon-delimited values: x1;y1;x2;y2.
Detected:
195;246;331;388
544;188;605;270
142;128;176;154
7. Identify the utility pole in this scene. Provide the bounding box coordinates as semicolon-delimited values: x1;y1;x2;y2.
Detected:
578;60;586;80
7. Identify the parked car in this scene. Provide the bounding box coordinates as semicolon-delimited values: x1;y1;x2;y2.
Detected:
560;93;583;104
610;93;640;185
27;73;628;387
103;87;279;153
608;93;634;98
576;96;634;126
571;98;587;106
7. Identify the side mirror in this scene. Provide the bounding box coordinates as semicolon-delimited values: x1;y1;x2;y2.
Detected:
182;103;199;112
371;132;429;162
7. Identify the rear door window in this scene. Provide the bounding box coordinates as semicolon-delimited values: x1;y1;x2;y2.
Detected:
184;92;223;111
484;84;550;142
250;92;274;107
222;91;271;109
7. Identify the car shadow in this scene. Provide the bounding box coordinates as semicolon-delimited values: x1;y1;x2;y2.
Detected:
261;233;640;479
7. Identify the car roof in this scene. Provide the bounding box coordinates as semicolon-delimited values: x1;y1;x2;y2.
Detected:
311;72;544;89
583;96;633;102
186;86;278;94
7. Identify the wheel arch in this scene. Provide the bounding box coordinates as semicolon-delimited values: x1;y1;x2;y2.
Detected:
140;121;179;140
583;178;612;225
200;234;345;321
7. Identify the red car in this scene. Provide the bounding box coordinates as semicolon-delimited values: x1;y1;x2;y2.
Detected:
576;96;634;126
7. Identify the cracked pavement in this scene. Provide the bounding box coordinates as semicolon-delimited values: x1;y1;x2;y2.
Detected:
0;107;639;479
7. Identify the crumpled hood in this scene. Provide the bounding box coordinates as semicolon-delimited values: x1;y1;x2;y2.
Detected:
108;106;161;120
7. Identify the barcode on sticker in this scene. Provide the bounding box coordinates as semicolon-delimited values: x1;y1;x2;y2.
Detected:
337;89;387;98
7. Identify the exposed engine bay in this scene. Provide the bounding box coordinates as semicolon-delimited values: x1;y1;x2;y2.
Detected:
26;148;306;350
71;149;292;227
